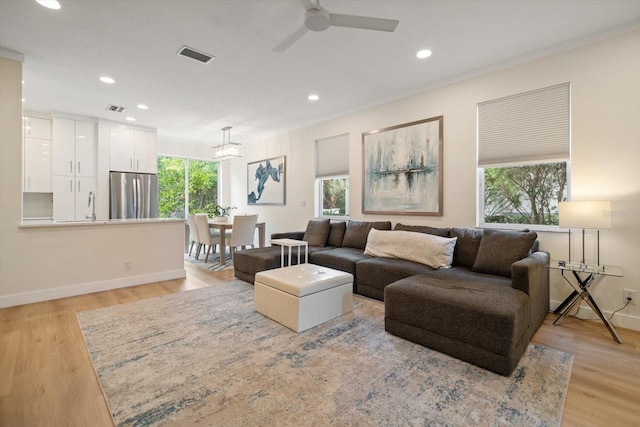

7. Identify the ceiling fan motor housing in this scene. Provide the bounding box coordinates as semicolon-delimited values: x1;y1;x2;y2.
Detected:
305;8;331;31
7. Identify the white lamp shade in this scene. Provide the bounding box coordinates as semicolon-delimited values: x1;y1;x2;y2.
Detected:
559;200;611;229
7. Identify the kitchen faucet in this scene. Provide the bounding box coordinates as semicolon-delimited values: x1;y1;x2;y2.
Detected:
86;191;96;221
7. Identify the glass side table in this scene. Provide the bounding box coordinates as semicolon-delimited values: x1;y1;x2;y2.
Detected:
548;261;623;343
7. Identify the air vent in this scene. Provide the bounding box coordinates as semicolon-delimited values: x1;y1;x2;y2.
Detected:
177;45;215;64
106;104;126;113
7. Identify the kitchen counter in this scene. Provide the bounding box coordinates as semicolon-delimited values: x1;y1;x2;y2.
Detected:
19;218;185;228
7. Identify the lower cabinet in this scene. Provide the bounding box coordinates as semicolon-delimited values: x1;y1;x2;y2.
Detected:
52;176;96;221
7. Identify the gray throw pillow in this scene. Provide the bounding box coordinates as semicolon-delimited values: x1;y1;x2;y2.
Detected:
342;220;392;250
302;219;331;247
394;223;451;237
326;221;347;247
451;228;483;268
472;229;537;277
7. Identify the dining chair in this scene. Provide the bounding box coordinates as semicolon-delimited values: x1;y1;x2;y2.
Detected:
229;214;258;259
194;213;223;263
186;214;201;257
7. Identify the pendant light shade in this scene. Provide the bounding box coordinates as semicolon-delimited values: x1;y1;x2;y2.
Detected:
212;126;241;161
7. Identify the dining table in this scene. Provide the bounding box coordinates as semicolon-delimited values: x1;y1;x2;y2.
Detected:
208;219;265;268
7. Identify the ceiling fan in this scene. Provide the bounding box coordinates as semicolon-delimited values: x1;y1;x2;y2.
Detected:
273;0;399;53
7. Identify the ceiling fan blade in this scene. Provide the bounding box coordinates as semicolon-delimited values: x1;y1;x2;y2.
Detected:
272;23;309;53
330;13;399;32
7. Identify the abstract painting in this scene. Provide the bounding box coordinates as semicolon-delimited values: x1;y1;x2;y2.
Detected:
362;116;443;215
247;156;286;205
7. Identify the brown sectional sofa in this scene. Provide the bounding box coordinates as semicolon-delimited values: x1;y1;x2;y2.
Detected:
233;219;549;376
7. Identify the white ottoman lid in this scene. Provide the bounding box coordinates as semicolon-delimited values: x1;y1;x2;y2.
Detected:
255;264;353;297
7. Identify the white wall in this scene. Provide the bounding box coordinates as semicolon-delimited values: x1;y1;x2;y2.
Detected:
227;29;640;331
0;55;186;308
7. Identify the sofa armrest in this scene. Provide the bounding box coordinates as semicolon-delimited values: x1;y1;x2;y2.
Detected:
511;251;550;334
270;231;305;240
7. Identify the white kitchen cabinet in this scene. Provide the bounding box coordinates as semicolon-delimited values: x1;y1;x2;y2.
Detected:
23;116;51;139
52;176;96;221
109;126;157;174
24;137;52;192
52;118;96;177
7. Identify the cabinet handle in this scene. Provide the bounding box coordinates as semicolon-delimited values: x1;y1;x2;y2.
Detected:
69;180;73;192
78;180;81;192
130;158;133;170
137;159;139;170
78;162;81;174
69;160;73;174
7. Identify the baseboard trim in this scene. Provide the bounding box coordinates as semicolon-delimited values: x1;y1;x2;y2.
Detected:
550;299;640;332
0;269;187;309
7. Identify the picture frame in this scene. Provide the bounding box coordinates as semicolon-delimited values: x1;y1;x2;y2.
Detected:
362;116;443;216
247;155;286;205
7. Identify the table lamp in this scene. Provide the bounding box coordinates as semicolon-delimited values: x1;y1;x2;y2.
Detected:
559;200;611;266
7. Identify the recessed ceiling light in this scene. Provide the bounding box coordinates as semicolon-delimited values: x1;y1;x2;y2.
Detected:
22;98;26;103
22;80;25;85
308;94;319;101
125;117;136;121
416;49;432;59
136;104;149;110
100;76;115;84
35;0;61;10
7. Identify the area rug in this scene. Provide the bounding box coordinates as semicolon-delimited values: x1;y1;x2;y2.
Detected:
184;251;232;272
77;281;573;427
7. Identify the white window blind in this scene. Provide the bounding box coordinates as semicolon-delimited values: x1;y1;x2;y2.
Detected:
477;82;570;166
316;133;349;177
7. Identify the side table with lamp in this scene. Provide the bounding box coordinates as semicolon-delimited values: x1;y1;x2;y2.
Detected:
551;200;624;343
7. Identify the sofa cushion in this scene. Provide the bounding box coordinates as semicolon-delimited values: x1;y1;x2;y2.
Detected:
302;218;330;247
341;220;391;250
451;228;483;268
326;221;347;247
364;229;456;269
472;229;537;277
394;223;451;237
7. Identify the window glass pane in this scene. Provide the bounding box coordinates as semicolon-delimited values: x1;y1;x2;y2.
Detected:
188;159;219;215
157;156;186;218
321;177;349;216
483;162;567;225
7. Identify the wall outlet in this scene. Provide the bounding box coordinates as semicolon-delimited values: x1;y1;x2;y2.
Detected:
623;289;636;304
124;260;132;271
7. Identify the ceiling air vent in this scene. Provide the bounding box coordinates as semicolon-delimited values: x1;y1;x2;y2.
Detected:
106;104;126;113
177;45;215;64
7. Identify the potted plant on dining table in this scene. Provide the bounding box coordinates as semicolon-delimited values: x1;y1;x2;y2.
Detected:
210;204;236;222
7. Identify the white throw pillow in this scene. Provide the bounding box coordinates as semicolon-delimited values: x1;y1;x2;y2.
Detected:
364;229;457;269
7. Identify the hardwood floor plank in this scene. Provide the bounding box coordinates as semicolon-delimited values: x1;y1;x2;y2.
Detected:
0;262;638;427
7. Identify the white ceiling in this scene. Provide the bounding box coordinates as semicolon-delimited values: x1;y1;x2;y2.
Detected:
1;0;640;146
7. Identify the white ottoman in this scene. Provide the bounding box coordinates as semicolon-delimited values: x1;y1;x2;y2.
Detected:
254;264;353;333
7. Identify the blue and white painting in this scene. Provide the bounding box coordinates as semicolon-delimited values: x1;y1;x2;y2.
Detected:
363;116;443;215
247;156;285;205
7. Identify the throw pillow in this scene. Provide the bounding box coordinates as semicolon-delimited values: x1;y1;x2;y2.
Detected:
472;229;537;277
450;228;483;268
302;218;331;247
342;220;392;250
364;229;457;269
394;223;451;237
326;221;347;247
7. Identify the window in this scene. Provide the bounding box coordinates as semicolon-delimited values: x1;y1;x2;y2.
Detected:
157;156;219;218
315;134;349;218
478;83;570;228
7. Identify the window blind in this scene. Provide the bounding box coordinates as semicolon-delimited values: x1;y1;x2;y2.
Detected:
316;133;349;177
477;82;570;166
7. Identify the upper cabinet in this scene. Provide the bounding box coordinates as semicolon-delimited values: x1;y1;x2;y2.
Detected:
23;116;52;193
52;117;96;178
109;126;157;174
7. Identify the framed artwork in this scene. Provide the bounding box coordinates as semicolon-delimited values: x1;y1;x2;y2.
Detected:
247;155;286;205
362;116;443;215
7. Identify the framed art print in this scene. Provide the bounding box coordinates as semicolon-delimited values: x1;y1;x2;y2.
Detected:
362;116;443;215
247;156;286;205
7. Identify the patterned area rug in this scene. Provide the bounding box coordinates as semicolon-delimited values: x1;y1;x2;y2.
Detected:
184;251;232;272
77;281;573;426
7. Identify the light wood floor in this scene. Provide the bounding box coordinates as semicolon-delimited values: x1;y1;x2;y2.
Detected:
1;264;639;426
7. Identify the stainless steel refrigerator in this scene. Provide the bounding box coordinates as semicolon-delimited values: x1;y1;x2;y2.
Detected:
109;172;158;219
